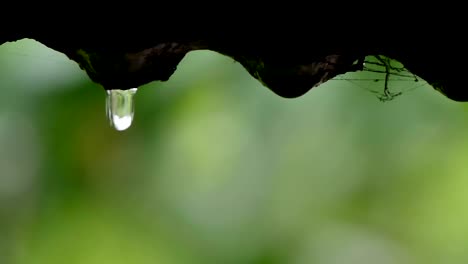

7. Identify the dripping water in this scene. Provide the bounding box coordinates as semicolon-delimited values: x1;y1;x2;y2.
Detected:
105;88;138;131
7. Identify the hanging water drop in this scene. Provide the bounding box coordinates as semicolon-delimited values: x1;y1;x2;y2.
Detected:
105;88;138;131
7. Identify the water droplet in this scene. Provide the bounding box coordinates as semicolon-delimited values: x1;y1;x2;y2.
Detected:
105;88;138;131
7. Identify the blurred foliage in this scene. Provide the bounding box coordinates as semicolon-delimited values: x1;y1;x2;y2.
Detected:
2;39;468;264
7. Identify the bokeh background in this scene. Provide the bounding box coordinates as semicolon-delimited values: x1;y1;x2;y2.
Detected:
1;39;468;264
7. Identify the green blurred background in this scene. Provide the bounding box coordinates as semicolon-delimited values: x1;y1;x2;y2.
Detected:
1;39;468;264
